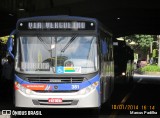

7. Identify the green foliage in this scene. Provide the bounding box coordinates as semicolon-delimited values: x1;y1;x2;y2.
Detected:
0;36;9;44
125;34;154;48
152;49;158;57
0;35;14;44
141;65;160;72
134;53;138;59
125;35;155;60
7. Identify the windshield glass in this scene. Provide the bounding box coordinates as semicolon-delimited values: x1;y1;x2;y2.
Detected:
15;36;98;74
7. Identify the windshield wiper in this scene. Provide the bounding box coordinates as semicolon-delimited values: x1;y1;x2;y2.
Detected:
61;35;77;52
37;36;51;51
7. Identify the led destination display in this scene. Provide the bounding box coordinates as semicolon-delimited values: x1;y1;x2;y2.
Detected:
18;21;95;30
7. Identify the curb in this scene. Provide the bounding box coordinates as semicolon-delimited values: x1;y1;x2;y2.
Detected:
143;72;160;75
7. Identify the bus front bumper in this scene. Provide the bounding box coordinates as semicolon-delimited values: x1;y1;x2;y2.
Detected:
15;88;100;108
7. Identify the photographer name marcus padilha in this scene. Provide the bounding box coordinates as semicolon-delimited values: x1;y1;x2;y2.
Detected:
130;110;158;115
1;110;42;116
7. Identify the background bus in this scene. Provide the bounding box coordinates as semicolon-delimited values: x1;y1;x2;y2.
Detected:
7;16;114;110
113;39;134;85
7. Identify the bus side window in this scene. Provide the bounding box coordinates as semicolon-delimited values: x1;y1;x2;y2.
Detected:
101;39;108;55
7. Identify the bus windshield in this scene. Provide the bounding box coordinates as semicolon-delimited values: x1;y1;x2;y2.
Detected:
15;36;98;74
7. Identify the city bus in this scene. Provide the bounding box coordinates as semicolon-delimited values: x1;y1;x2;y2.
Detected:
7;16;114;109
113;39;134;85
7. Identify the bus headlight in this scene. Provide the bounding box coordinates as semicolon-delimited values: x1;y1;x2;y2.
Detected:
78;81;99;95
26;88;31;94
17;83;35;95
122;72;126;76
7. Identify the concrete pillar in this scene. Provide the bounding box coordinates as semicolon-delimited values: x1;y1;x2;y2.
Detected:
150;42;152;53
158;35;160;66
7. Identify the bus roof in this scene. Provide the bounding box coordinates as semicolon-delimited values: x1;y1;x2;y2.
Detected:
16;15;112;36
17;15;97;24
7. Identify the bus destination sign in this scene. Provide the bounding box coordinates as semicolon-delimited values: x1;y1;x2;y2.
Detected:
18;21;95;31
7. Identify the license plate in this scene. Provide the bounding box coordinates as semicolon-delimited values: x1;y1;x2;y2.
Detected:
48;98;62;104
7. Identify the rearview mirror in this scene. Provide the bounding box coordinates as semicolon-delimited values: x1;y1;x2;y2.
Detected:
7;37;14;59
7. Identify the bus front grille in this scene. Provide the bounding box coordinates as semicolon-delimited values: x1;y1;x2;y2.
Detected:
34;90;79;93
32;99;78;106
27;77;86;84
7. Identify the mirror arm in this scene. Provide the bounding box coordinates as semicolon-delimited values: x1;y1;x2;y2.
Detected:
7;30;16;59
8;50;14;59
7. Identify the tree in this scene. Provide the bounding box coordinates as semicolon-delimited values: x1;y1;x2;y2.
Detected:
125;35;154;60
126;35;154;47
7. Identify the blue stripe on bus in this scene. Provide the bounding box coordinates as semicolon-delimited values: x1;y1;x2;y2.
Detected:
97;83;101;105
15;74;100;91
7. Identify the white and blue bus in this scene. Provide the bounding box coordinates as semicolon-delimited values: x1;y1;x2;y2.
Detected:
7;16;114;109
